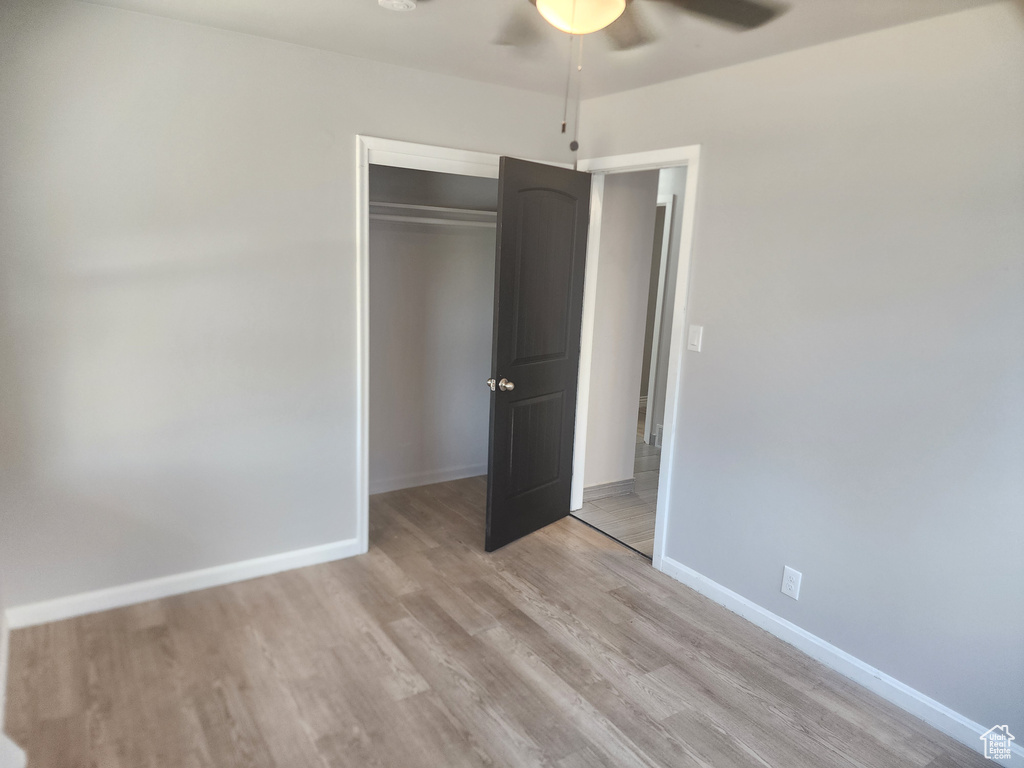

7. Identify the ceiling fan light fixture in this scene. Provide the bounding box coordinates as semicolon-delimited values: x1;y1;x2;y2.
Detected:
536;0;626;35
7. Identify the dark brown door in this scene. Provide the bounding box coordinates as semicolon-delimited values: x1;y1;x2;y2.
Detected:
485;157;592;552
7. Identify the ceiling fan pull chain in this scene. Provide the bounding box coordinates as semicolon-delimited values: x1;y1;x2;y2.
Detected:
570;34;583;158
561;36;572;133
560;0;579;137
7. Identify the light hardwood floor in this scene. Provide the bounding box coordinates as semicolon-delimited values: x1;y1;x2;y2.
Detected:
575;406;659;557
5;477;984;767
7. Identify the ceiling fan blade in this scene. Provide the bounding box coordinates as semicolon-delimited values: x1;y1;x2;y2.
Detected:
658;0;786;29
604;1;654;51
495;0;546;47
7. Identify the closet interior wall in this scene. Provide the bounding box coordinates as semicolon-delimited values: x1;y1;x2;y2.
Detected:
368;165;499;494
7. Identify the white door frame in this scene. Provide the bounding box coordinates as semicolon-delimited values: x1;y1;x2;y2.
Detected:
643;193;676;446
356;136;503;554
574;146;702;571
356;137;701;572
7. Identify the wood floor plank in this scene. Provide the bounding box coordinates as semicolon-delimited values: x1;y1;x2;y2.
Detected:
193;677;277;768
605;576;951;766
609;588;936;767
3;476;988;767
286;653;385;768
397;591;586;761
384;614;559;768
480;624;661;768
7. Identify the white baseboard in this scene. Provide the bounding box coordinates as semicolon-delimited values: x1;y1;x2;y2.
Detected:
5;537;363;630
582;477;636;503
0;736;25;768
369;464;486;495
657;556;1021;766
1;607;26;768
0;610;9;716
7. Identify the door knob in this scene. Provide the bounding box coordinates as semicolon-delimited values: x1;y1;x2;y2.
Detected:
486;378;496;391
498;378;515;392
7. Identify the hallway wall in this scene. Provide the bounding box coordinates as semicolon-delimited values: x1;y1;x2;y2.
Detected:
582;171;660;488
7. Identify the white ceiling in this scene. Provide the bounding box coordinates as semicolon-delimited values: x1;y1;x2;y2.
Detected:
83;0;1000;97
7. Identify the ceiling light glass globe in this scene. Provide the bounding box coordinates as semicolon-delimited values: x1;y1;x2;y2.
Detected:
536;0;626;35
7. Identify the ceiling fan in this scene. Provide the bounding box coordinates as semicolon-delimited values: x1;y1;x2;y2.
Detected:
497;0;787;50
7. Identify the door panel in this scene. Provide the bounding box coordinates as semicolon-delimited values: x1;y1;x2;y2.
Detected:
508;392;564;497
511;190;576;364
486;158;591;552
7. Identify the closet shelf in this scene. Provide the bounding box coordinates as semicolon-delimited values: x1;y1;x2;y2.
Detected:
369;202;497;228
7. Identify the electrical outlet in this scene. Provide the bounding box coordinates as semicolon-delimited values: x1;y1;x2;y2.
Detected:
781;566;802;600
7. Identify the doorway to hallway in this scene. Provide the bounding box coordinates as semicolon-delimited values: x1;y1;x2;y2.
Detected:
570;163;691;562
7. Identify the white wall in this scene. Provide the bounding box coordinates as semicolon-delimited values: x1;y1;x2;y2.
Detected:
649;167;689;442
581;2;1024;736
368;220;494;493
0;0;570;608
582;171;660;488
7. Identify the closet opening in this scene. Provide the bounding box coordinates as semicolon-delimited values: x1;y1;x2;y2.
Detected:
367;165;499;502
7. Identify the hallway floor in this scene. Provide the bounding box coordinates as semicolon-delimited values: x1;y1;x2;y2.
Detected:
574;405;659;558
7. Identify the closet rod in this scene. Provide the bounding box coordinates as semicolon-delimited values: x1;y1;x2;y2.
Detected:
369;201;496;217
368;214;496;228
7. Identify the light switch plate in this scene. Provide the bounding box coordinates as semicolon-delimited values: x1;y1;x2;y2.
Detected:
687;324;703;352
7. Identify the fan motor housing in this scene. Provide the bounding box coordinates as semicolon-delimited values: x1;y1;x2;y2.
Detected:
379;0;416;10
